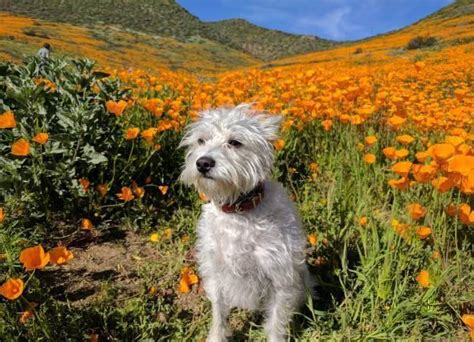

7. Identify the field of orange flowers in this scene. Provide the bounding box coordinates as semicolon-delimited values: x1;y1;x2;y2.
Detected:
1;9;474;341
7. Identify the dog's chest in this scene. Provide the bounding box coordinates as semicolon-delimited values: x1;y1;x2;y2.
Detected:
202;213;268;277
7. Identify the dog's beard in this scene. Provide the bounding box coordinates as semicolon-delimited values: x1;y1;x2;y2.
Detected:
181;159;267;206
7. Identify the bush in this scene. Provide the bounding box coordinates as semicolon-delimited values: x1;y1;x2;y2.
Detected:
406;36;439;50
0;57;186;236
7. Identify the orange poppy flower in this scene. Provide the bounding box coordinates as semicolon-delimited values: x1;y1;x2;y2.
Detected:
461;171;474;194
273;139;285;151
458;204;474;225
359;216;368;226
416;226;432;239
388;177;411;190
11;139;30;157
0;278;24;300
97;184;108;197
444;135;465;147
0;111;16;128
457;143;471;155
430;144;455;161
19;245;50;270
392;219;410;237
446;204;458;217
432;176;456;193
158;185;169;195
363;153;376;164
447;155;474;176
416;270;430;288
0;207;4;223
32;133;48;145
383;147;397;160
307;233;317;246
412;164;437;183
178;267;199;294
364;136;377;146
79;178;90;192
141;128;158;142
81;218;94;231
116;187;135;202
394;149;409;159
125;127;140;140
106;100;127;116
407;203;427;220
19;302;37;323
321;119;333;131
387;115;406;129
462;314;474;330
396;135;415;145
415;151;430;163
131;181;145;198
391;161;412;177
48;246;74;265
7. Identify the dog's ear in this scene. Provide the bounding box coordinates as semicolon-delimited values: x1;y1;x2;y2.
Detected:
259;114;282;142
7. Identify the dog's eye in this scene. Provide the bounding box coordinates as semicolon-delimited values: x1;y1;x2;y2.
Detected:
198;138;205;145
228;140;242;148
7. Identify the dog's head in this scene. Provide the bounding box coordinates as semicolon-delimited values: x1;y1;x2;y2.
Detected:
180;104;282;205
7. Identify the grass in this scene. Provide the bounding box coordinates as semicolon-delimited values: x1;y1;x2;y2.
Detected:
1;118;472;340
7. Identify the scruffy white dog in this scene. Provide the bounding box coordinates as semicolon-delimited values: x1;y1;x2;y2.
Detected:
180;104;310;342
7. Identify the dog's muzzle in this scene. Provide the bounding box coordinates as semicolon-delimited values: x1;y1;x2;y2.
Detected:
196;156;215;174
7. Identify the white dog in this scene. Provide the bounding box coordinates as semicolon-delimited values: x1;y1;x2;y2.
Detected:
180;104;310;342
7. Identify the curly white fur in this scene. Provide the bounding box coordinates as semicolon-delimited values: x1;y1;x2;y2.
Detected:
180;104;310;342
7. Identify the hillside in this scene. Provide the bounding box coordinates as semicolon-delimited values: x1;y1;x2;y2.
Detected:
266;0;474;69
208;19;334;61
0;0;333;61
0;13;258;74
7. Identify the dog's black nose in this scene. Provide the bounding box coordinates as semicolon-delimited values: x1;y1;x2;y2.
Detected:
196;157;215;174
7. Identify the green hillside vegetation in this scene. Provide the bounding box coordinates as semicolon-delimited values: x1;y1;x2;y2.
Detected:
208;19;334;61
431;0;474;18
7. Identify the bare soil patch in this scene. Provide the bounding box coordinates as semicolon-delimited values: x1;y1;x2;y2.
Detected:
39;228;161;307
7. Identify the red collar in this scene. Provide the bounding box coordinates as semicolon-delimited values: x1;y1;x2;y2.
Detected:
221;183;265;214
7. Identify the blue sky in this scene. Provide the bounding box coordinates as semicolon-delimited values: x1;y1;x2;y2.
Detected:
177;0;454;41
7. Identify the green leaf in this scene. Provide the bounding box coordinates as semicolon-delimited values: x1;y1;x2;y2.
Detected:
82;144;108;164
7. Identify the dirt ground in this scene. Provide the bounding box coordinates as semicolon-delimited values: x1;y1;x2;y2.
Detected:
38;228;164;306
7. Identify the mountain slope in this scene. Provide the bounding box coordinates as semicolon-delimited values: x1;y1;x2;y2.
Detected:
0;13;259;74
0;0;334;61
207;19;334;61
267;0;474;69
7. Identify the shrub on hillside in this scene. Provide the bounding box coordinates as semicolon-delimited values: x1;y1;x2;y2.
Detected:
406;36;439;50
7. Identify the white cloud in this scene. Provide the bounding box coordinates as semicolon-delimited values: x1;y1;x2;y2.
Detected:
296;6;362;40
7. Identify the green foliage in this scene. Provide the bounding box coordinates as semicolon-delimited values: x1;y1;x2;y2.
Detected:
0;57;186;235
207;19;334;61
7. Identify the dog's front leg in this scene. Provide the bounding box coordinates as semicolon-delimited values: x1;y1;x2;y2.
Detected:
264;288;300;342
206;281;230;342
